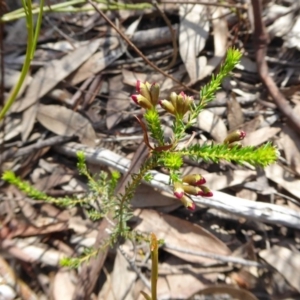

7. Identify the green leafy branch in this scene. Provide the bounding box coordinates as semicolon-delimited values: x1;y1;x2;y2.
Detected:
2;171;87;206
181;142;278;167
60;239;111;269
173;48;242;141
144;109;165;146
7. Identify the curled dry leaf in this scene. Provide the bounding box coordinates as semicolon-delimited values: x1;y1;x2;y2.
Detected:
37;104;96;147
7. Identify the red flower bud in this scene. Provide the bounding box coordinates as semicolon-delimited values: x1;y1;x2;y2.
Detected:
180;195;196;210
150;82;160;106
223;130;246;144
131;94;153;109
169;92;178;110
160;99;175;114
182;174;206;186
136;80;152;103
173;182;184;199
198;186;213;197
182;185;202;196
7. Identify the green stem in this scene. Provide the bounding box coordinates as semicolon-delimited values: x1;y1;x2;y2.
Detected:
150;234;158;300
116;156;158;239
31;0;44;58
0;0;44;120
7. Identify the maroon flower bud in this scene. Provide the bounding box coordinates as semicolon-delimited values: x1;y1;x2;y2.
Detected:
180;195;196;210
182;185;202;196
169;92;178;110
136;80;152;103
173;182;184;199
182;174;206;186
131;94;153;110
160;99;175;114
223;130;246;144
150;82;160;106
198;186;213;197
175;91;194;118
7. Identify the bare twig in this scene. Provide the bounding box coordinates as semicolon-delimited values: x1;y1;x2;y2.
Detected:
251;0;300;133
87;0;198;94
119;246;151;291
152;0;178;71
160;0;248;9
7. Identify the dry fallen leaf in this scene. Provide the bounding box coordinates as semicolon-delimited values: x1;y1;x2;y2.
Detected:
68;37;124;85
279;124;300;175
265;164;300;199
205;170;256;191
98;248;137;300
132;184;178;208
11;38;102;113
52;269;76;300
242;127;281;147
266;4;294;39
36;104;96;147
106;75;131;130
179;4;209;82
227;96;244;131
194;284;259;300
198;7;228;81
158;272;217;299
259;245;300;293
134;209;231;265
285;15;300;50
196;110;228;142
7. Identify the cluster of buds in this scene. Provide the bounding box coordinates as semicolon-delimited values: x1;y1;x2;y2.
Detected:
160;91;194;118
173;174;213;210
223;130;246;146
131;80;160;110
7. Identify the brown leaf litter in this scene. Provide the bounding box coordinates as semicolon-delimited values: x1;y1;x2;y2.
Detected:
1;1;300;299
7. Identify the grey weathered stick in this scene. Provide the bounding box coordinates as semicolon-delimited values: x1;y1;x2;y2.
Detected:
55;142;300;230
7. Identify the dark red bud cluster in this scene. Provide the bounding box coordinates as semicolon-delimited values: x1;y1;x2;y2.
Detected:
160;91;194;118
131;80;160;109
173;174;213;210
